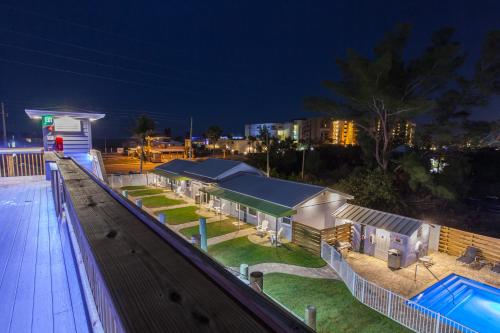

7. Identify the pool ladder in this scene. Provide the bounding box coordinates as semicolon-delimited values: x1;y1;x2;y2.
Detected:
423;264;456;305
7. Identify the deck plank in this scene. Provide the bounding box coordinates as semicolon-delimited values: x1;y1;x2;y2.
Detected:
32;179;55;333
48;183;78;333
0;180;35;330
9;181;40;332
0;177;90;333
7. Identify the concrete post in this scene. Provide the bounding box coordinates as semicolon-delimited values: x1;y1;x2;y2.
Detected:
190;234;200;247
240;264;249;281
199;218;207;252
249;271;263;293
159;213;166;224
305;305;317;330
135;199;142;208
122;190;128;198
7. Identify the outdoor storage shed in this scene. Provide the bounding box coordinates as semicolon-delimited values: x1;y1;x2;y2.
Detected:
333;204;429;267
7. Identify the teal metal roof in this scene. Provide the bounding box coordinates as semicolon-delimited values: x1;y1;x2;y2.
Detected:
201;187;296;217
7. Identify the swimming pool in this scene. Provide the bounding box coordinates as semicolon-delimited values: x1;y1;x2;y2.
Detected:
410;274;500;333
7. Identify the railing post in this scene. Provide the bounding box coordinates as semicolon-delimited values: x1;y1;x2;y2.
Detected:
361;279;366;303
135;198;142;208
122;190;128;198
240;264;249;281
387;292;392;317
199;218;207;252
434;313;441;333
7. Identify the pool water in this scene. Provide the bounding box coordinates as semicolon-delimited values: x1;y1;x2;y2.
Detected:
410;274;500;333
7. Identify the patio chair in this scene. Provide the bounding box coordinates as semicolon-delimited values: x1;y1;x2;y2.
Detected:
256;220;269;237
270;227;284;246
456;246;479;266
491;262;500;274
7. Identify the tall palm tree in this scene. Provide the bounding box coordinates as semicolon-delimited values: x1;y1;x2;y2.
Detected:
133;115;155;174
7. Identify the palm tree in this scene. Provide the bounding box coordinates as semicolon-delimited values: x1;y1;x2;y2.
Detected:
133;115;155;174
206;125;222;150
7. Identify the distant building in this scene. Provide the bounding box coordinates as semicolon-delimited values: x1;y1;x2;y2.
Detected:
245;117;414;146
244;123;284;138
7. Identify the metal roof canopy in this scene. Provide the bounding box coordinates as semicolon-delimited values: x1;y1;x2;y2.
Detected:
25;109;105;120
150;169;190;181
201;187;296;218
334;203;422;236
217;172;352;208
183;158;256;180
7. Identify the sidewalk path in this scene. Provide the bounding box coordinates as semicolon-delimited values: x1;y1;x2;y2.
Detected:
231;263;339;280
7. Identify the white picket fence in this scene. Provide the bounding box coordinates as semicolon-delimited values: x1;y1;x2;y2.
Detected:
321;241;477;333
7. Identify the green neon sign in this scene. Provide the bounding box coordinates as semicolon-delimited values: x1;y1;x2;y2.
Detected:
42;115;54;126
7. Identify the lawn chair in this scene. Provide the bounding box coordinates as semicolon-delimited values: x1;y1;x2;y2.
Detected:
256;220;269;237
491;262;500;274
270;227;284;246
456;246;479;266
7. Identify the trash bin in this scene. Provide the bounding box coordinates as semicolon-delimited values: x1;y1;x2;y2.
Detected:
388;249;401;269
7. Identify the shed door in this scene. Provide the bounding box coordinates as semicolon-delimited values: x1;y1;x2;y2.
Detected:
374;229;390;261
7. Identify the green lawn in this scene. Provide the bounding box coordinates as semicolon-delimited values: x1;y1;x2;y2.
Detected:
128;188;164;196
141;195;185;208
120;185;149;190
264;273;410;333
155;206;209;225
179;219;252;239
208;237;326;268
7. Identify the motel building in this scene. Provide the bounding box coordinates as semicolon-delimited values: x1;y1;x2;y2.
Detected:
149;158;432;268
150;158;352;241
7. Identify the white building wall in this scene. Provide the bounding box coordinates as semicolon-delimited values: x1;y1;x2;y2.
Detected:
293;192;346;230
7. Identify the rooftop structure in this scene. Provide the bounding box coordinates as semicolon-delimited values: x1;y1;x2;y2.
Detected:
25;109;105;154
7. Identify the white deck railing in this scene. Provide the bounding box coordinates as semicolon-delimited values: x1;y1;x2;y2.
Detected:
321;241;477;333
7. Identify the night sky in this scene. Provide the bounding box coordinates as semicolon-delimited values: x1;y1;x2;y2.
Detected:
1;0;499;139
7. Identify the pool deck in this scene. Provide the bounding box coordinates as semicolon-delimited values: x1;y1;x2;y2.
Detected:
0;176;90;332
345;251;500;298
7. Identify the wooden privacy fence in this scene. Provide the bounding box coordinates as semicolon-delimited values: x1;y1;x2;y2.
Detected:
0;148;45;177
292;221;352;256
439;226;500;263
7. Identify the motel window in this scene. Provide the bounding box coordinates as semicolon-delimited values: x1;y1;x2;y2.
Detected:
248;207;257;216
282;216;292;225
185;180;191;188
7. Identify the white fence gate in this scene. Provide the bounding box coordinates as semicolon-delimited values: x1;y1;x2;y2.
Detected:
321;242;477;333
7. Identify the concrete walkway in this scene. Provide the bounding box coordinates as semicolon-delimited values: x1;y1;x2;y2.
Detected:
231;263;339;280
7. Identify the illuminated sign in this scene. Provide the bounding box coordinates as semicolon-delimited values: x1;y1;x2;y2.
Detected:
54;116;82;132
42;115;54;126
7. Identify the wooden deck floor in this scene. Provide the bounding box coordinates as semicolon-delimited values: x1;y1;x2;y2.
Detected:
0;176;90;333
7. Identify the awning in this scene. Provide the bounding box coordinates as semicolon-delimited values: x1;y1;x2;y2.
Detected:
201;187;296;218
333;203;422;236
150;169;190;181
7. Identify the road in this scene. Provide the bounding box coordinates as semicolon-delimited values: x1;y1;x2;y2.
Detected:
102;153;158;174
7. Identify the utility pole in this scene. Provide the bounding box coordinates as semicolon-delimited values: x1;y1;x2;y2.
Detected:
189;117;193;159
301;146;306;180
1;102;7;147
266;131;270;177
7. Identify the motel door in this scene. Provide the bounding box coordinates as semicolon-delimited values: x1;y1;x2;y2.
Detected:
374;229;390;260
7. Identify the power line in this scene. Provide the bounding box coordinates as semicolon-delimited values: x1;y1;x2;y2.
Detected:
0;26;234;80
0;3;191;54
0;56;206;96
0;41;210;86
